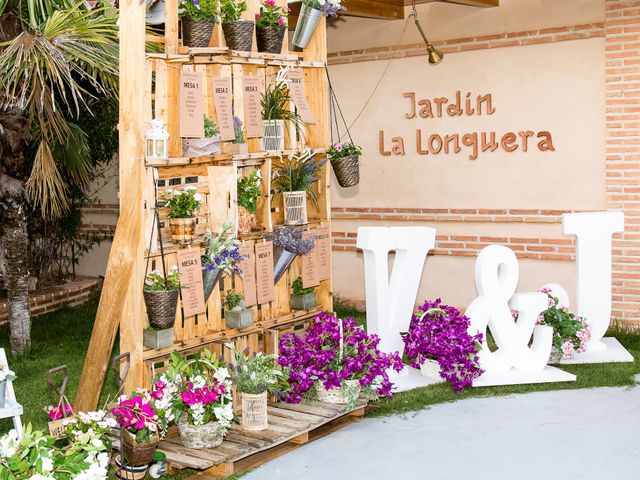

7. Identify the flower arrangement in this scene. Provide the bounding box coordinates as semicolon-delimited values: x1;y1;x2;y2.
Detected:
220;0;247;23
302;0;345;17
292;276;314;296
179;0;220;21
535;288;591;360
233;116;245;144
238;171;261;215
225;291;246;312
63;410;116;449
202;223;244;276
46;401;73;421
268;226;315;255
255;0;288;29
162;185;201;219
204;115;220;138
278;312;404;403
272;154;327;205
144;265;181;291
402;299;484;392
328;141;362;159
111;390;160;445
229;346;282;395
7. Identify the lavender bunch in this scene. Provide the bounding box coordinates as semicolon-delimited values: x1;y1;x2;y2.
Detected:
304;0;345;17
233;116;245;144
268;227;315;255
202;223;245;276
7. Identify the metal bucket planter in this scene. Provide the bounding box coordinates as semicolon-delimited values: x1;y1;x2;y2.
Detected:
182;17;214;48
222;20;254;51
292;4;323;49
169;217;197;245
0;382;6;408
143;289;179;330
241;391;268;431
238;206;256;236
330;154;360;188
143;327;174;350
316;379;360;404
225;309;254;329
283;191;307;226
273;248;297;284
202;266;223;302
262;119;285;151
290;292;317;310
256;26;286;54
121;429;159;467
114;454;148;480
177;414;225;449
182;135;221;157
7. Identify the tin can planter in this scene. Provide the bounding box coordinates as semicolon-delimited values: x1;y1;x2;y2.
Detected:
290;292;317;310
222;19;254;52
292;4;323;49
182;135;221;157
262;119;285;151
316;379;361;404
143;327;174;350
241;391;268;431
225;308;254;329
202;266;223;302
122;429;159;467
283;191;308;226
238;206;256;236
420;359;442;381
256;26;286;54
169;217;197;245
114;454;148;480
177;414;225;449
330;154;360;188
182;17;214;48
273;248;297;284
143;288;179;330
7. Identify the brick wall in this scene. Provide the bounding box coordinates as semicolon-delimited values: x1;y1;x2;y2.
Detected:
80;203;118;241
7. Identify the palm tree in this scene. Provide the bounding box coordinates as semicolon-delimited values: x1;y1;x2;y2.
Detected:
0;0;118;355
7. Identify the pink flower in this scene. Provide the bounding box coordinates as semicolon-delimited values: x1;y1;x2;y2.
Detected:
265;0;275;6
278;17;284;26
255;12;260;18
48;403;73;421
335;143;343;152
561;340;574;360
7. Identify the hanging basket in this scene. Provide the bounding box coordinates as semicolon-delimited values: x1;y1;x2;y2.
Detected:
256;26;286;54
273;248;297;284
262;120;285;151
420;359;442;381
241;391;268;431
182;17;214;48
238;206;256;236
330;154;360;188
169;217;197;245
222;20;254;52
121;429;159;467
292;4;323;49
316;379;361;404
143;288;179;330
177;414;225;449
283;191;308;226
182;135;221;157
202;266;223;302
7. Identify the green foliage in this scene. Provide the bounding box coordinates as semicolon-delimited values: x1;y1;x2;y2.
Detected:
225;291;246;311
237;171;260;214
228;345;282;394
179;0;219;21
255;0;287;30
292;276;315;296
162;186;201;219
204;115;220;138
271;154;325;205
220;0;247;23
328;141;362;159
261;83;306;131
144;266;182;291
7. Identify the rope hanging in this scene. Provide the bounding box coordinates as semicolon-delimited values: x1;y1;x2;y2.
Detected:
144;168;168;288
326;67;354;147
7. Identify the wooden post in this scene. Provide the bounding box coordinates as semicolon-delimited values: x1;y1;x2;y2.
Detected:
75;0;146;411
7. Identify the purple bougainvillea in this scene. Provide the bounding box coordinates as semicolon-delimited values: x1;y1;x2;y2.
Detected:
278;312;404;403
402;299;484;392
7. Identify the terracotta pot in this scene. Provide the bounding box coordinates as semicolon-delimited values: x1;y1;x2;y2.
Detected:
238;206;256;236
169;217;197;245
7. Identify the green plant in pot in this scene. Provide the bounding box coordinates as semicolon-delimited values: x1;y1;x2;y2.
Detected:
183;115;222;157
228;345;282;431
327;141;362;188
237;171;261;236
202;223;244;301
261;83;306;151
290;276;317;310
143;266;182;347
255;0;288;54
180;0;220;48
162;186;202;245
221;0;254;52
224;291;254;329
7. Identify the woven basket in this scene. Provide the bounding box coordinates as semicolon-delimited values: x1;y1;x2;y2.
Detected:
121;429;159;467
222;20;254;52
548;347;563;365
177;414;225;449
182;17;214;48
143;288;179;330
241;391;268;431
330;154;360;188
420;359;442;380
283;191;307;226
238;206;256;236
256;26;286;54
169;217;197;245
114;454;148;480
316;379;361;404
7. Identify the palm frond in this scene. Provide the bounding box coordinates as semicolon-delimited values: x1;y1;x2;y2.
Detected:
26;139;69;219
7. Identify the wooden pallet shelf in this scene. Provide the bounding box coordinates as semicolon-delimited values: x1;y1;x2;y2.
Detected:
148;49;325;68
145;148;328;168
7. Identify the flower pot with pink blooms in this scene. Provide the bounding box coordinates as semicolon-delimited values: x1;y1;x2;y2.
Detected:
255;1;288;54
328;142;362;188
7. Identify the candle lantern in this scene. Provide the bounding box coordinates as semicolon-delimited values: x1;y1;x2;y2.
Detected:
145;119;169;161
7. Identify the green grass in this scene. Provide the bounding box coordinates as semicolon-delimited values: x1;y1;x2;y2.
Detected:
0;297;638;479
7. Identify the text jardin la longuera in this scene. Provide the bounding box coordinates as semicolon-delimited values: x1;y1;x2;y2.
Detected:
379;91;556;160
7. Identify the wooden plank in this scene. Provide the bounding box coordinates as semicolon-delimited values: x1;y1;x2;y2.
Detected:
267;405;324;424
441;0;498;7
340;0;405;19
274;402;343;418
288;432;309;445
224;431;270;449
165;0;179;53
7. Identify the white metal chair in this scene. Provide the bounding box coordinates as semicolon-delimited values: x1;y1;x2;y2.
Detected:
0;348;23;438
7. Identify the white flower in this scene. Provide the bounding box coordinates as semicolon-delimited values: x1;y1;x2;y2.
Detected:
41;456;54;473
0;430;19;458
184;185;197;191
194;193;202;202
30;475;56;480
213;367;229;382
191;375;206;389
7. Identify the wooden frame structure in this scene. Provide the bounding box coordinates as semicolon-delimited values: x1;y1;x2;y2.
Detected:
77;0;331;411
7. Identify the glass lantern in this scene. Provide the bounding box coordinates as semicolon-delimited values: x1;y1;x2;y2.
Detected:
145;119;169;161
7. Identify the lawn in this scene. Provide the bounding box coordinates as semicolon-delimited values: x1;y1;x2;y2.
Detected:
0;294;638;478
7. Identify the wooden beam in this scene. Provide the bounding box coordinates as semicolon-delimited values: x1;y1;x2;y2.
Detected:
75;0;146;412
340;0;405;20
440;0;498;7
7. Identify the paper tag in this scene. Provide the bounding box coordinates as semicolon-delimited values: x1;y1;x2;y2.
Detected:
302;229;320;288
48;418;71;439
177;249;206;317
288;68;315;124
255;241;275;304
243;76;263;138
316;225;331;281
179;71;205;138
212;77;235;141
239;244;257;307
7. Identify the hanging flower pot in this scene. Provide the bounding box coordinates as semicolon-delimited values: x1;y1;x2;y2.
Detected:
182;17;215;48
143;289;179;330
177;413;225;449
328;143;362;188
292;4;323;49
262;119;285;151
256;25;286;54
283;191;308;226
169;217;197;245
241;391;268;431
223;19;255;51
238;206;256;236
273;248;297;284
316;379;361;405
202;266;223;302
121;429;160;467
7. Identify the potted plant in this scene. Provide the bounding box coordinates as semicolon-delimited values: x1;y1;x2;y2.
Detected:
162;349;234;449
183;115;222;157
180;0;219;48
111;390;161;467
237;171;260;236
272;153;326;225
0;365;16;408
255;0;288;54
533;288;591;364
261;83;306;152
402;299;484;391
221;0;253;51
162;185;202;245
229;345;282;431
290;276;317;310
268;226;315;284
278;312;403;404
202;223;244;301
292;0;345;49
224;291;254;328
328;141;362;188
143;266;182;350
